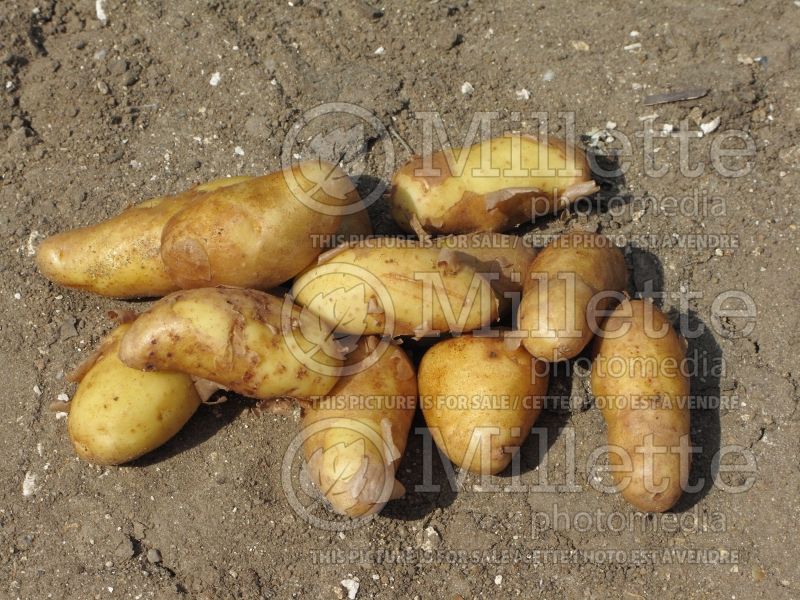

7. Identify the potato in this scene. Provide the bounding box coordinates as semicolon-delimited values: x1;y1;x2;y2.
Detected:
433;232;537;303
419;333;549;474
390;133;598;235
291;237;499;337
590;299;691;512
517;231;627;362
160;161;361;290
119;287;343;399
67;324;201;465
36;176;257;298
301;336;417;517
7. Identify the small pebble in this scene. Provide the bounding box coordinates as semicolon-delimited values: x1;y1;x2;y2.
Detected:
495;575;503;585
460;82;474;95
542;69;555;82
147;548;162;563
209;72;221;86
515;89;530;100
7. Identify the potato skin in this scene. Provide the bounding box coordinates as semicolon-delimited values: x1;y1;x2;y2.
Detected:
118;287;343;399
301;337;417;517
419;334;549;474
160;161;361;290
590;299;691;512
68;324;201;465
518;231;627;361
291;237;499;337
390;134;598;235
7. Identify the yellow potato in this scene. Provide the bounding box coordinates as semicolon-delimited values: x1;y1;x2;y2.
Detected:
517;231;627;361
291;237;499;337
419;333;549;474
591;299;691;512
390;133;598;235
67;324;201;465
36;176;254;298
301;336;417;517
119;287;343;399
160;161;361;290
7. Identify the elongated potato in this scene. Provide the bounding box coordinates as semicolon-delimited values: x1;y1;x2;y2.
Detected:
591;299;691;512
119;287;343;399
517;231;627;362
390;133;598;235
291;237;499;337
302;336;417;517
67;324;201;465
419;333;549;474
36;176;256;298
160;161;361;290
433;233;536;302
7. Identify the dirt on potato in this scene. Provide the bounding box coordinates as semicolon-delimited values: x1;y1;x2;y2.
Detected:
1;1;798;599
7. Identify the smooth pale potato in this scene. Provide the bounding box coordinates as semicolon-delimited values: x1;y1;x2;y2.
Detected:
433;232;537;303
291;237;499;337
390;133;599;235
517;231;627;361
67;324;201;465
591;299;691;512
119;287;343;399
36;176;251;298
160;161;361;290
419;334;549;474
301;336;417;517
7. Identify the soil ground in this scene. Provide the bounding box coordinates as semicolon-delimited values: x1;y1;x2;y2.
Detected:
1;1;799;598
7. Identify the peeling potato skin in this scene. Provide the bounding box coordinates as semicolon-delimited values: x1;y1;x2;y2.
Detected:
160;161;361;290
301;338;417;517
390;134;598;235
291;237;500;337
68;324;201;465
36;176;252;298
517;231;627;362
590;299;691;513
433;233;537;302
419;334;549;475
118;287;343;400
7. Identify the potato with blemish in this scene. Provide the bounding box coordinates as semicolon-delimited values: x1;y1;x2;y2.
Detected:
67;324;201;465
160;161;361;290
433;232;536;306
591;299;691;512
291;237;499;338
390;133;598;236
119;287;343;399
419;333;549;474
517;231;627;362
301;337;417;517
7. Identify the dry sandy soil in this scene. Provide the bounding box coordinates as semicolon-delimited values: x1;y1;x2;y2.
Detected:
1;0;799;598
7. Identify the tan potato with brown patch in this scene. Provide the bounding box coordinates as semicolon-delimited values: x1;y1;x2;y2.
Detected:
591;299;691;512
160;161;361;290
517;231;627;362
301;337;417;517
419;334;549;474
119;287;343;399
290;237;499;337
390;133;598;235
67;323;201;465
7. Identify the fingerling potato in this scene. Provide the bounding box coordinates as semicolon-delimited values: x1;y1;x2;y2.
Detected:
119;287;343;399
67;324;201;465
419;333;549;474
390;133;598;235
590;299;691;512
301;336;417;517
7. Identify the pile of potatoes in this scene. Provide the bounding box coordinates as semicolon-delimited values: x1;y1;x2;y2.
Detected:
39;135;691;517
